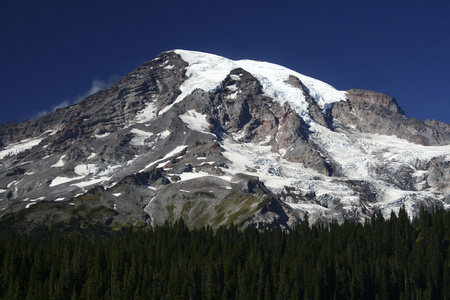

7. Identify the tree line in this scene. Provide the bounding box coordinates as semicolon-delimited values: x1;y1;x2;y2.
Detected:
0;206;449;299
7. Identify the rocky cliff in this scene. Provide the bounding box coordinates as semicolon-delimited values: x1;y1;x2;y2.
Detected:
0;50;449;230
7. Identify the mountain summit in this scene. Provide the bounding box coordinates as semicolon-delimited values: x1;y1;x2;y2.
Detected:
1;50;449;230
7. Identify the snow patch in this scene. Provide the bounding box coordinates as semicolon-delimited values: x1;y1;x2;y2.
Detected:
95;132;111;138
135;102;158;123
140;145;188;172
158;130;171;139
173;50;347;123
26;202;37;209
98;165;122;177
227;84;238;91
7;181;18;188
30;197;45;202
179;110;211;133
310;122;450;180
157;160;170;168
74;164;98;176
130;128;154;146
0;136;44;159
176;171;213;182
71;176;110;189
226;92;238;99
50;176;85;187
51;155;66;168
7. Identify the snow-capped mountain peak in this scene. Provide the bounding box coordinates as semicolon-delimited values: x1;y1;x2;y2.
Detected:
0;49;449;229
171;49;347;122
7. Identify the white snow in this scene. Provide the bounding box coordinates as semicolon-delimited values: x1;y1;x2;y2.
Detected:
158;130;171;139
170;50;347;123
227;84;238;92
50;176;85;187
216;128;450;218
140;145;188;172
74;164;98;176
130;128;154;146
7;180;18;188
309;122;450;180
97;164;122;177
135;102;158;123
226;92;238;100
230;74;240;80
51;155;66;168
5;49;446;223
0;136;44;160
30;197;45;202
95;132;111;138
176;171;213;182
157;160;170;168
71;176;110;189
219;137;319;192
25;202;37;209
179;109;211;133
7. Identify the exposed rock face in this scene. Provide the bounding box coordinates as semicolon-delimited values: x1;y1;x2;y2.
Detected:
427;157;450;203
425;119;450;133
331;89;450;146
285;75;331;128
0;50;449;230
347;89;406;114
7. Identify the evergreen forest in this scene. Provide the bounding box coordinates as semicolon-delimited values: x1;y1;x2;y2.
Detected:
0;207;449;299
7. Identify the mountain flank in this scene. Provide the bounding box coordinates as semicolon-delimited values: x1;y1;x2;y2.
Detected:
0;50;449;230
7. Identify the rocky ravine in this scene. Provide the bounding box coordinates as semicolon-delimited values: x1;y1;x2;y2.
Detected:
0;50;449;230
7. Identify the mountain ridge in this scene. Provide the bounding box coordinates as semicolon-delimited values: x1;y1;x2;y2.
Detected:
0;50;449;230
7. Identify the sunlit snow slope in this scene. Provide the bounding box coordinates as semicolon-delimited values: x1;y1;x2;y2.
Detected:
164;50;450;220
169;50;347;122
0;49;449;228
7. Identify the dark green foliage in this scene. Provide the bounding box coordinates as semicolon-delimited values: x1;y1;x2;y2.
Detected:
0;207;449;299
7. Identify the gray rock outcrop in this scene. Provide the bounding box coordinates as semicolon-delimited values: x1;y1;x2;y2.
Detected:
0;50;449;230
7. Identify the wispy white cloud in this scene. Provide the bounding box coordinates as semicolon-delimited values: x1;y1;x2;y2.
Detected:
36;76;119;118
73;78;113;103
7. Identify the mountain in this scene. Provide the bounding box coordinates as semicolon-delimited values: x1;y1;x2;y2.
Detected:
1;50;449;230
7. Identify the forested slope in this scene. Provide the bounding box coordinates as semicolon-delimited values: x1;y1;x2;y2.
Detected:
0;207;449;299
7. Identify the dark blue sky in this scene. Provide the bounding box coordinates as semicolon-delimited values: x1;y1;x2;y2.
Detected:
1;0;449;124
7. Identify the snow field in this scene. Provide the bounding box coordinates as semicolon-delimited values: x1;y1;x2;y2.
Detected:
0;137;44;160
173;49;347;123
179;110;211;134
